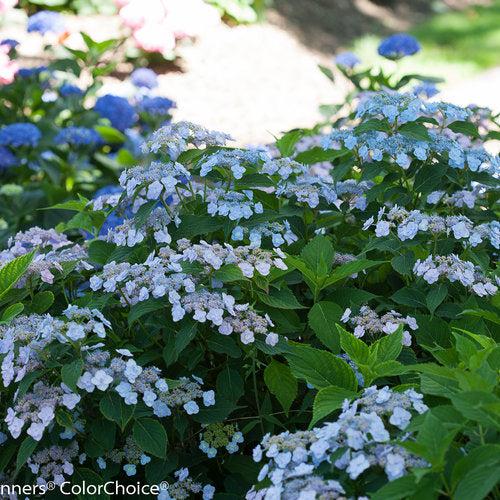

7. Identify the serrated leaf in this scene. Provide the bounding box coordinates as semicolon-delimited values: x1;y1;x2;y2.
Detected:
0;251;35;299
99;392;135;431
257;286;304;309
311;385;356;427
133;418;168;458
16;437;37;472
264;360;298;413
0;302;24;323
61;359;83;392
128;299;166;326
286;343;357;391
308;302;343;353
426;284;447;314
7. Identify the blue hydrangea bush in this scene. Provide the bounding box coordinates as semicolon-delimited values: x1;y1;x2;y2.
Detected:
0;35;175;244
0;35;498;499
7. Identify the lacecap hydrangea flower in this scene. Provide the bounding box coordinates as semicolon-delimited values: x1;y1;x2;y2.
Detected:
0;123;42;148
94;95;137;132
27;10;66;35
137;96;176;116
377;33;420;60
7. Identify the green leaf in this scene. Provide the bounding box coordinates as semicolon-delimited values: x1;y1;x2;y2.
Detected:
447;120;479;138
0;251;35;299
30;291;54;314
264;360;298;413
311;385;356;427
308;302;343;353
294;147;348;165
94;125;126;143
61;359;83;392
213;264;245;283
450;391;500;429
216;367;244;403
300;236;334;277
133;418;168;458
426;284;448;314
87;419;116;457
371;475;420;500
391;252;415;276
337;324;370;364
72;468;109;500
452;445;500;500
399;121;431;141
16;437;37;472
206;336;241;358
323;259;383;288
87;240;117;265
99;392;135;431
128;299;166;326
391;287;427;309
276;129;303;156
172;215;224;239
286;343;357;390
414;163;446;195
0;302;24;323
174;320;198;356
257;286;305;309
370;327;403;362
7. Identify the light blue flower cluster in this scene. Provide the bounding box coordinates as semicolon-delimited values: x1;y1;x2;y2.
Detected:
335;51;360;69
27;10;66;35
54;126;101;147
130;67;159;89
94;94;137;131
377;33;420;60
206;188;264;220
0;123;42;148
199;423;244;458
248;386;428;499
231;220;298;248
199;148;269;179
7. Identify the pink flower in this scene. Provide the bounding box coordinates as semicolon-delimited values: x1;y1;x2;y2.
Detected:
0;0;17;14
119;0;165;29
133;22;176;53
0;47;18;85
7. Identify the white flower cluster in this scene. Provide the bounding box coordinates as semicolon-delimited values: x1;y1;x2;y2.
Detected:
141;121;232;159
5;381;80;441
171;289;278;346
426;187;483;209
89;254;194;306
413;254;498;296
206;188;264;220
247;386;428;500
341;305;418;346
199;423;244;458
77;349;215;416
119;161;190;201
102;207;174;247
0;227;91;286
199;148;269;179
364;206;499;248
27;441;82;487
159;468;215;500
0;306;110;387
174;238;288;279
231;220;298;248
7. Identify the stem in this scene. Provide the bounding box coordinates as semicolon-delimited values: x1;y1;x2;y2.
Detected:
252;354;265;435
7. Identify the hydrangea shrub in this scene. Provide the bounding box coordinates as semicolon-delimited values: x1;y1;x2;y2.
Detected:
0;33;498;499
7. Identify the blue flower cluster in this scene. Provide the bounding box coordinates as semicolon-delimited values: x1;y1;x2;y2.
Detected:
17;66;48;79
137;96;175;117
0;146;18;171
59;83;84;97
378;33;420;60
335;51;360;69
130;68;158;89
27;11;66;35
0;123;42;148
54;127;102;147
94;95;137;132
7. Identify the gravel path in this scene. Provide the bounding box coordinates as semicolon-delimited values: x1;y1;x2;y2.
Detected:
3;2;499;145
